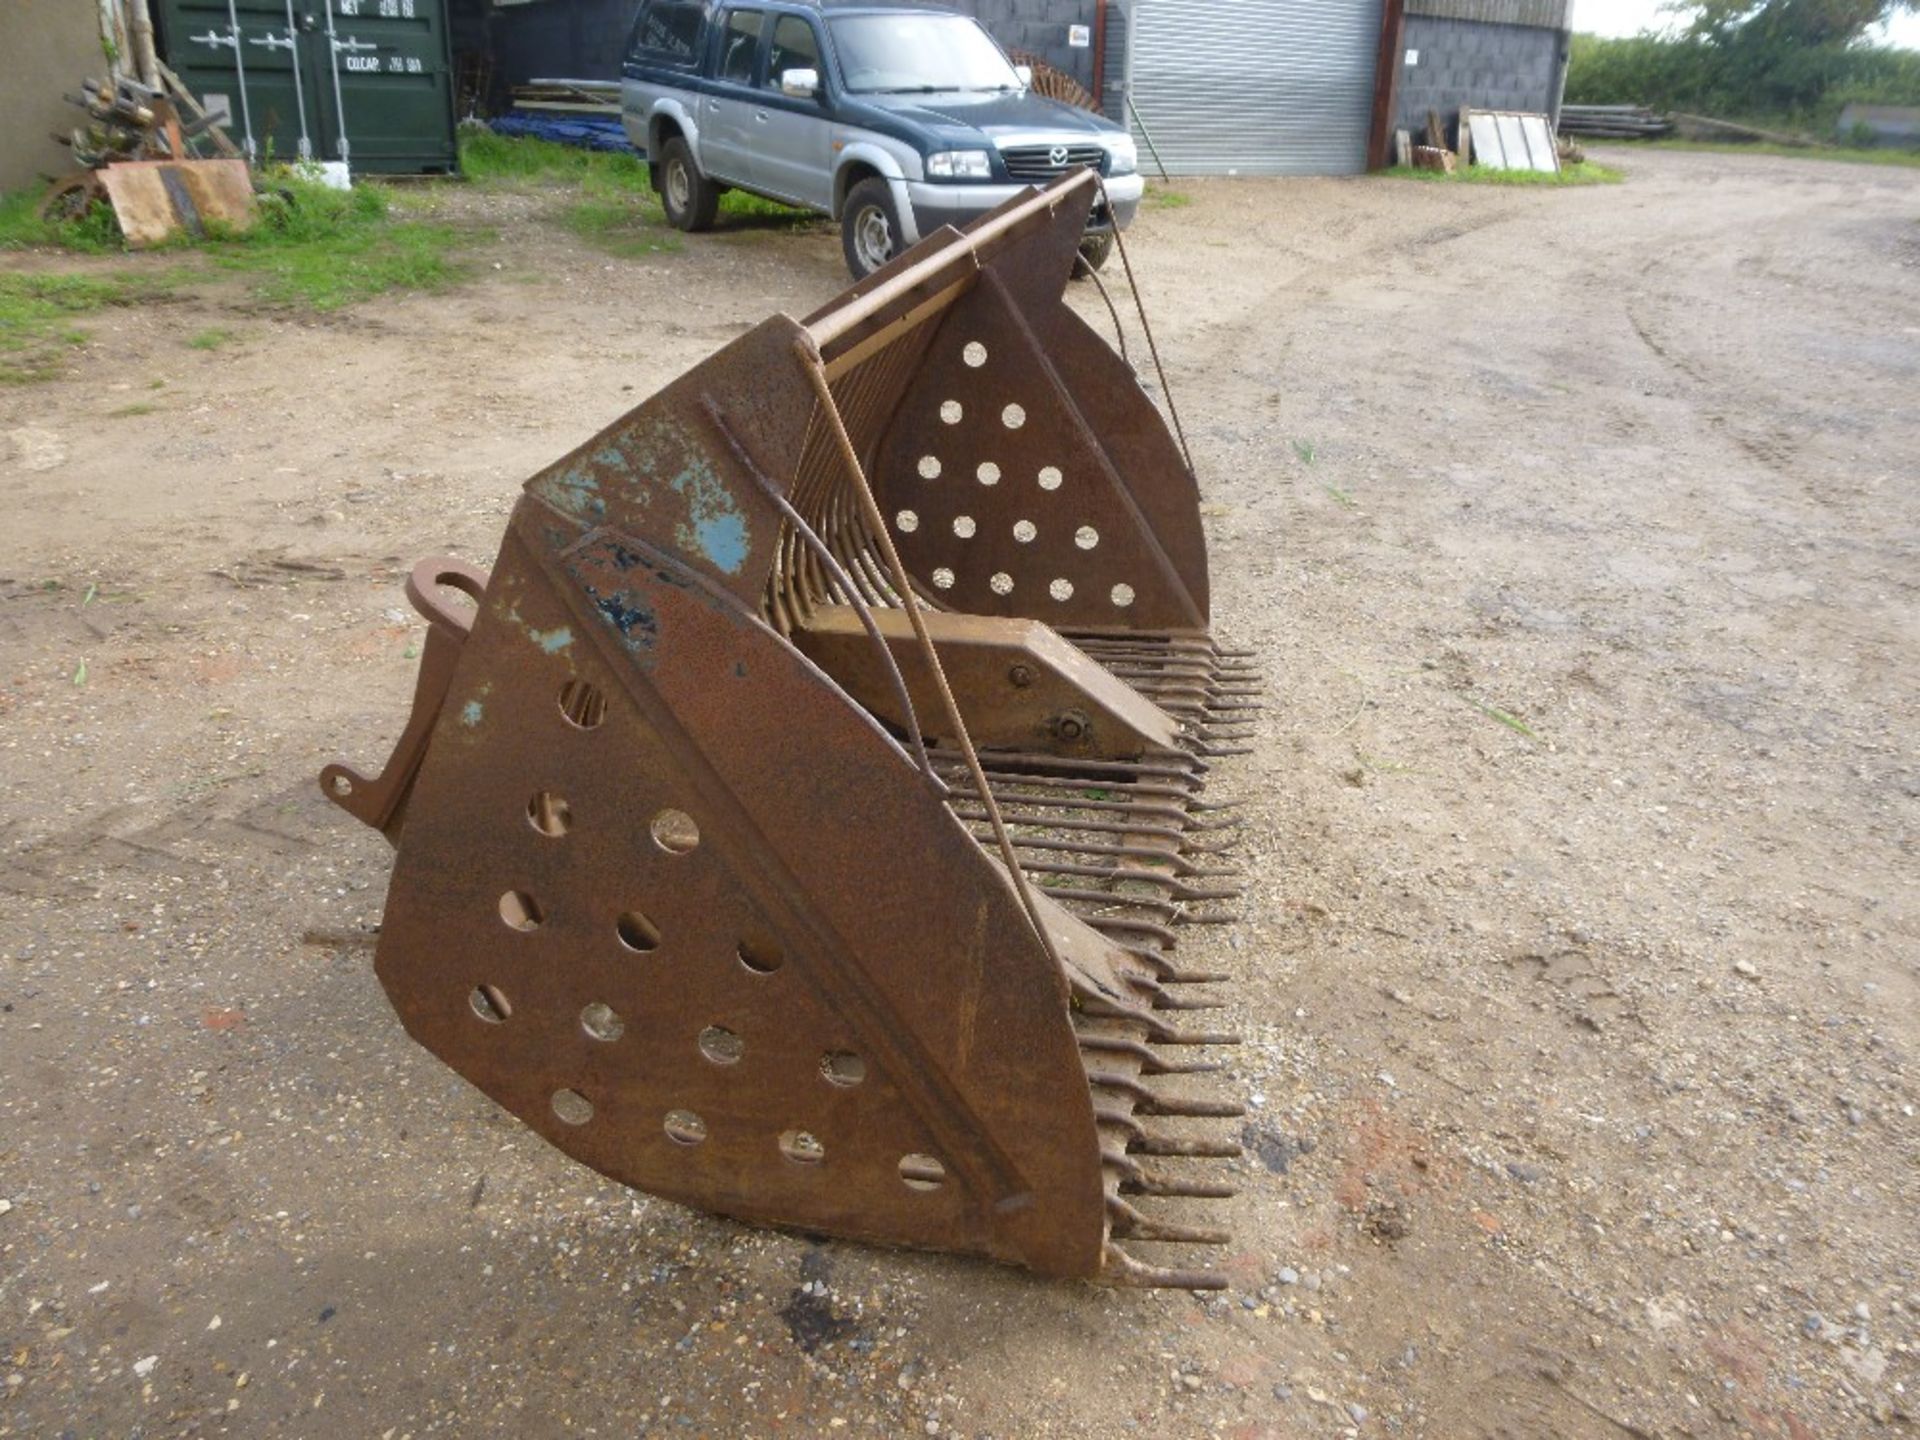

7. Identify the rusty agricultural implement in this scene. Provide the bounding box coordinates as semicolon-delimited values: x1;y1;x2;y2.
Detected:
323;169;1263;1287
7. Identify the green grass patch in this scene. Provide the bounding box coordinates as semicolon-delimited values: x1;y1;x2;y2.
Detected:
2;172;471;312
1380;160;1624;186
0;186;122;253
462;131;820;255
460;129;651;187
108;400;160;417
1145;184;1192;209
188;326;236;350
207;177;467;309
0;271;179;383
1640;139;1920;168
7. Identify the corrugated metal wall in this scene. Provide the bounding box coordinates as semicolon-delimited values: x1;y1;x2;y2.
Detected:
1121;0;1385;176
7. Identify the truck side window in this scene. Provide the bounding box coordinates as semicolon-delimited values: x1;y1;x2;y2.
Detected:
719;9;765;86
765;16;820;90
629;1;705;66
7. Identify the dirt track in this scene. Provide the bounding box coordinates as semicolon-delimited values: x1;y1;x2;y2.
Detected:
2;147;1916;1438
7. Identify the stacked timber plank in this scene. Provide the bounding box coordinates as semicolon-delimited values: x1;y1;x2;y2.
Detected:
1558;105;1674;140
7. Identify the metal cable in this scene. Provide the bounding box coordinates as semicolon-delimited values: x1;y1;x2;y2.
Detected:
1094;172;1196;478
795;340;1067;973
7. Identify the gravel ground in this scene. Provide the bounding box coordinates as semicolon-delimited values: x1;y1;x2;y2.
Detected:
1;145;1916;1438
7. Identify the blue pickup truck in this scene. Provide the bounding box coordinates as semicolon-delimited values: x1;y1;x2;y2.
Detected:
619;0;1143;277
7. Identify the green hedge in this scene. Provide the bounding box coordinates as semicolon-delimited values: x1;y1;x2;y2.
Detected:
1566;30;1920;129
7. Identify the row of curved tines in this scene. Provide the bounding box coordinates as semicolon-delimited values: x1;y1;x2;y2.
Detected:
930;633;1266;1289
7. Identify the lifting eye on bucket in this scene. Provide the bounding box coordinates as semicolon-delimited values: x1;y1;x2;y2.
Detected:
321;171;1263;1290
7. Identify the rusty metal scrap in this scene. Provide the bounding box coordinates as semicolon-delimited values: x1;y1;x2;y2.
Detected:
323;170;1263;1287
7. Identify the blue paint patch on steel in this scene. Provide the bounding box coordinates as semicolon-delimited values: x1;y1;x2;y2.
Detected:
668;455;751;575
529;625;574;653
594;447;632;473
462;700;484;727
530;464;608;523
587;585;659;654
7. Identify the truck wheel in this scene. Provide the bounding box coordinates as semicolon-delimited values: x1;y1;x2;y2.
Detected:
658;138;719;232
1073;233;1116;278
841;177;904;279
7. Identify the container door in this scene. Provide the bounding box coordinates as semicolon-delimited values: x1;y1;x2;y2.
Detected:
305;0;457;172
160;0;319;163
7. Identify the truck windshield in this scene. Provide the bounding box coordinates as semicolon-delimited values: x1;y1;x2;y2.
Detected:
827;15;1021;94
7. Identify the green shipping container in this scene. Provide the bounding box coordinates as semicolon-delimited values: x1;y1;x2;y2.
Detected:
159;0;457;173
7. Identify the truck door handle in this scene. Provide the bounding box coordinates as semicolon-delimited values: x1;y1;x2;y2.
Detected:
754;109;768;122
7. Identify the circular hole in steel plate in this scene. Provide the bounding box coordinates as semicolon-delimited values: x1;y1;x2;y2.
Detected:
939;399;963;424
898;1153;947;1191
780;1129;826;1165
328;772;353;797
469;985;511;1023
1075;525;1099;550
820;1051;866;1087
650;809;700;854
1013;519;1036;543
977;461;1001;486
527;790;572;837
581;1002;624;1042
952;515;976;539
931;568;955;590
552;1088;594;1126
895;509;919;533
1037;465;1063;491
1001;403;1026;430
1049;578;1074;602
918;454;942;479
1110;582;1135;608
963;341;987;367
664;1108;707;1145
737;937;784;974
617;910;662;952
699;1024;744;1065
557;678;606;730
990;572;1014;596
499;890;544;932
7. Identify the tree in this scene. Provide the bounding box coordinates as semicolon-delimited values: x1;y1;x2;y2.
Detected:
1684;0;1915;48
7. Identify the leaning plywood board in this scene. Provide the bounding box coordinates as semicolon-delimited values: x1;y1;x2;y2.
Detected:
99;159;255;248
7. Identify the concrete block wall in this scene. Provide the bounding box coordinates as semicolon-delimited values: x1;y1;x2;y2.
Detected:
1395;15;1566;140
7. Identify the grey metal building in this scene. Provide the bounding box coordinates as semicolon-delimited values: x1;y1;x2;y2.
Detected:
459;0;1572;178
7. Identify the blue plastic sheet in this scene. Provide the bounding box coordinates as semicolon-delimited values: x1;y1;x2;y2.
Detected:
490;112;640;155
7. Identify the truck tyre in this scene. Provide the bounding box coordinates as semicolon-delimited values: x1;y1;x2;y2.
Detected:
1074;232;1116;278
841;176;904;279
659;137;719;232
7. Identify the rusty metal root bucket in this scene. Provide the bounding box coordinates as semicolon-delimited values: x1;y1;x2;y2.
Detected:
322;171;1262;1287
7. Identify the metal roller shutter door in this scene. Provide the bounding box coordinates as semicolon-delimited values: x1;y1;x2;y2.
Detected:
1126;0;1385;176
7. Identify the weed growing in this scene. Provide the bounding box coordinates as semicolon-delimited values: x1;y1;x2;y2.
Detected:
0;271;178;384
1380;160;1624;186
